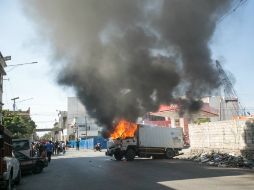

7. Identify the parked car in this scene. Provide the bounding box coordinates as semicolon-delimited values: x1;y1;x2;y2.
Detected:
0;126;21;190
12;138;32;157
13;151;47;174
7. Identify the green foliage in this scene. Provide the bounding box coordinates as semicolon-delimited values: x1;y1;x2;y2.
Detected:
193;118;210;124
40;132;52;141
2;110;36;139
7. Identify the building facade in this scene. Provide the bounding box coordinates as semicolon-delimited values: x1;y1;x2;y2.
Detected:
67;97;102;140
143;103;219;145
51;111;68;141
202;96;240;121
0;52;7;124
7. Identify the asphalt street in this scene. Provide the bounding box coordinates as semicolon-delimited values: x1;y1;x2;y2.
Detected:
16;149;254;190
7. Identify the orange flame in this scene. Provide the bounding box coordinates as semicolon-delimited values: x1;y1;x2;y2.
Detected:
111;119;138;140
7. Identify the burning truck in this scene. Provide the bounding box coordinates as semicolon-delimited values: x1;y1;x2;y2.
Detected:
106;120;184;161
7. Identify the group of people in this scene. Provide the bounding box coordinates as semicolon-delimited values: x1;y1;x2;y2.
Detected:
31;140;67;163
31;140;103;162
31;141;47;158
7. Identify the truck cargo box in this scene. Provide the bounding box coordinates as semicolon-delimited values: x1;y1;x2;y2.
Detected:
138;125;184;149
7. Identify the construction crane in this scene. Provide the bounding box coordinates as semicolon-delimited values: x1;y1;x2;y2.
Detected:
216;60;245;119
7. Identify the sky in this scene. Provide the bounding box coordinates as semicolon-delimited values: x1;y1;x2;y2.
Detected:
0;0;253;133
0;0;75;134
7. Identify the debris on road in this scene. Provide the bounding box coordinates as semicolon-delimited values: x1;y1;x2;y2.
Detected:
177;150;254;169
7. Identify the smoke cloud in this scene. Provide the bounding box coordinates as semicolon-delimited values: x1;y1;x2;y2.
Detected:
23;0;232;135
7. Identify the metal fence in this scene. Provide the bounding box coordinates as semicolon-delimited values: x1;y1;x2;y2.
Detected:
69;137;107;149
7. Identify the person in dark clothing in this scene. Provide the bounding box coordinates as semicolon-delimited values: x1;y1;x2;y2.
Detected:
45;141;53;163
55;141;59;155
52;142;56;155
66;140;69;150
76;139;80;150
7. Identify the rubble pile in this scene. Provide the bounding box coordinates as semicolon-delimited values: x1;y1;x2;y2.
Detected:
186;152;254;168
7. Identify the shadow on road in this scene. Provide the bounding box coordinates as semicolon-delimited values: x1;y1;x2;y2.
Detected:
17;153;254;190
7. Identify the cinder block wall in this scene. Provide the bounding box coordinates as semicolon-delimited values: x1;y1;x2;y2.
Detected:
189;120;254;154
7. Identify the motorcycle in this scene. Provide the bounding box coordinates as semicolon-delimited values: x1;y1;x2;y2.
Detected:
94;143;101;152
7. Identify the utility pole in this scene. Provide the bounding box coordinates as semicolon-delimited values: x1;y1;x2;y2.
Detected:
77;124;79;140
75;117;79;140
11;97;19;111
85;116;89;149
85;116;87;140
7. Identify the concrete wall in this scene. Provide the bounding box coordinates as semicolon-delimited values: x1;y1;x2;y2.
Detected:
189;120;254;154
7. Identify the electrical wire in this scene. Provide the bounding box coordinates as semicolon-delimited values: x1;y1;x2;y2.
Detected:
217;0;248;24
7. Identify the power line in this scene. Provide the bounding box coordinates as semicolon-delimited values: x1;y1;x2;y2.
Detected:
16;98;34;103
35;121;55;123
217;0;248;24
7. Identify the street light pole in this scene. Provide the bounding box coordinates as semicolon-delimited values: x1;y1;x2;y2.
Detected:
6;61;38;72
74;117;79;140
7;61;38;66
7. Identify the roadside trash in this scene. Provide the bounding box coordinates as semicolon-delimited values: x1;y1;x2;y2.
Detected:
178;151;253;169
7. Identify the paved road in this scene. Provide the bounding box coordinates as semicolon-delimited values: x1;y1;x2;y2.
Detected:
16;149;254;190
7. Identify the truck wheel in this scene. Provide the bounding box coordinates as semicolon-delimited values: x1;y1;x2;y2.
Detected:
125;149;135;161
114;152;123;161
165;148;175;159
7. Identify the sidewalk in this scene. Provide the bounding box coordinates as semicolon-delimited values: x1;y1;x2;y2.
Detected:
66;148;106;152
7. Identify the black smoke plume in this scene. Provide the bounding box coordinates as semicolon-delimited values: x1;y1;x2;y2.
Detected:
23;0;233;136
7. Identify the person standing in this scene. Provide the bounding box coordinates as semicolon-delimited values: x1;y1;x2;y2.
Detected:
55;141;59;155
65;140;69;150
45;141;53;163
52;141;56;155
31;142;36;157
62;141;66;154
76;139;80;151
40;142;47;159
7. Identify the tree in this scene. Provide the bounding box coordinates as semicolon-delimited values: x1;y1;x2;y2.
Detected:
2;110;36;139
40;132;52;141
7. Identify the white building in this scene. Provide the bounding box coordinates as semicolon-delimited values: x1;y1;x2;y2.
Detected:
52;111;68;141
67;97;102;140
0;52;7;124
